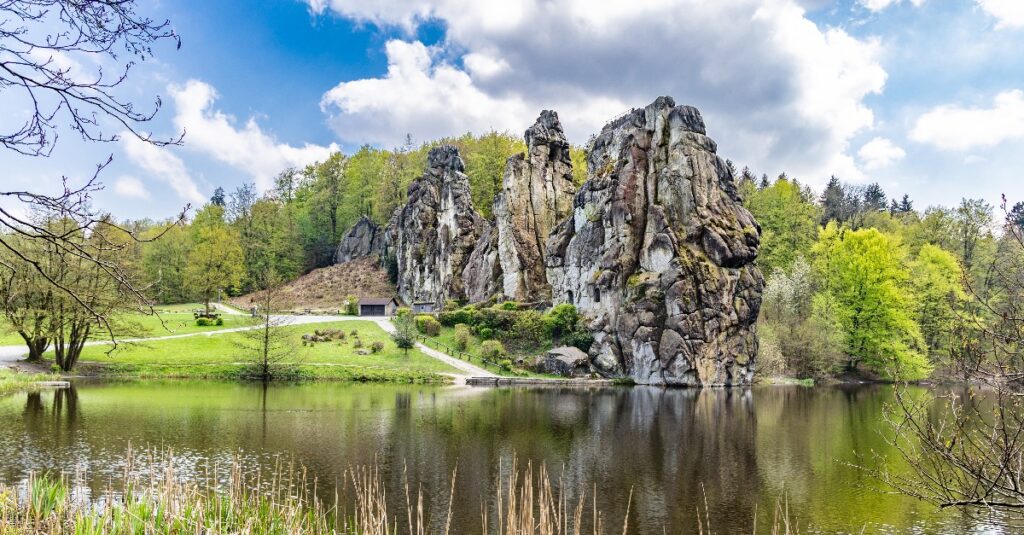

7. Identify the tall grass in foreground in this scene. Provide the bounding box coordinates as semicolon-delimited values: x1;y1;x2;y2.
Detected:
0;451;800;534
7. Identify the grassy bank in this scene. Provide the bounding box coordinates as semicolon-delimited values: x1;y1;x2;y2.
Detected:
0;370;58;397
757;376;816;387
60;320;457;383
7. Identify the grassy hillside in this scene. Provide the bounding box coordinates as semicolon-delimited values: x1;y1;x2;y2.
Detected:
231;256;395;313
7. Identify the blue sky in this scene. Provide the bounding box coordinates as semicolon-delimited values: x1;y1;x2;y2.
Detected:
4;0;1024;221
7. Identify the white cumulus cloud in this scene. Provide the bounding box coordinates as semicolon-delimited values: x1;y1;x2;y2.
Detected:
910;89;1024;150
121;135;205;204
978;0;1024;29
112;176;151;199
170;80;339;191
313;0;887;187
858;137;906;169
859;0;925;11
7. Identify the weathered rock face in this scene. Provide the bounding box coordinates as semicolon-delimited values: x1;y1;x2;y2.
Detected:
462;221;502;303
545;97;763;386
493;111;577;302
395;145;486;307
334;216;383;264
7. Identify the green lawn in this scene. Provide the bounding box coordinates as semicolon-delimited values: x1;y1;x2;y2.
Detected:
69;320;457;382
0;304;256;346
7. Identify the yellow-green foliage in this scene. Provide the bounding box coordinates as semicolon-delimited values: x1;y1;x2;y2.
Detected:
812;224;930;380
744;177;821;275
454;323;471;351
570;145;588;186
910;244;965;357
480;340;507;361
414;314;441;336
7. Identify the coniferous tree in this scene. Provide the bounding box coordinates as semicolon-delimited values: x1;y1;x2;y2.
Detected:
819;176;846;225
210;187;227;207
863;182;887;212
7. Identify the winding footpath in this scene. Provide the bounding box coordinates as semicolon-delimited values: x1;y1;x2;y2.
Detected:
0;303;494;380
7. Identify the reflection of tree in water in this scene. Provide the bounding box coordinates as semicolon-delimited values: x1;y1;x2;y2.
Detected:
0;387;84;484
0;383;963;533
53;386;79;424
23;391;44;416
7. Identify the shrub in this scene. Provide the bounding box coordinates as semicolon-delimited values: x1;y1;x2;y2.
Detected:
510;310;547;348
454;323;471;351
370;341;385;353
500;301;519;311
439;305;478;327
196;318;212;326
353;337;363;349
497;358;514;372
563;328;594;353
543;304;579;339
477;327;494;340
396;307;411;318
215;317;224;326
350;329;358;336
480;340;506;361
415;315;441;336
476;307;516;333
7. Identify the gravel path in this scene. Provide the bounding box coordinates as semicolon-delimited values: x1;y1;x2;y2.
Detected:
371;319;496;378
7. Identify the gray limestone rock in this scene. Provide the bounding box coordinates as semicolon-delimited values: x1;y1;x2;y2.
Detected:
334;216;384;264
545;97;763;386
394;145;486;308
493;110;577;303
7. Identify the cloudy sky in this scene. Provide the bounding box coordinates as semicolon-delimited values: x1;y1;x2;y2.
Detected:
4;0;1024;220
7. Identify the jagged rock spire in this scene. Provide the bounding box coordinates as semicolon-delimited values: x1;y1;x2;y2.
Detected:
545;96;763;386
492;110;577;302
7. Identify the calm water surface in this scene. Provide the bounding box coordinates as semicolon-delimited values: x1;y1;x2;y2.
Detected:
0;382;1002;533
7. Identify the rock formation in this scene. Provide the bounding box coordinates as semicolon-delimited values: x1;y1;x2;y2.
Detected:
332;97;763;386
334;215;384;264
493;111;577;302
462;222;502;303
394;145;486;307
545;97;763;386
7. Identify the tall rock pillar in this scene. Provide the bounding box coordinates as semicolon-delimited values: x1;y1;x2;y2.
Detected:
545;97;764;386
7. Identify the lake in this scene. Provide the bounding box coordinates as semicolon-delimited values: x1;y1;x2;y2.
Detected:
0;381;1003;533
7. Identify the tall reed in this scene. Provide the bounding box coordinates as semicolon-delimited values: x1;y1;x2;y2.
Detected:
0;450;799;534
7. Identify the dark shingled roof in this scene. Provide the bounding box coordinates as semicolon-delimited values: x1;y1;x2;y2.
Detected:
358;297;396;306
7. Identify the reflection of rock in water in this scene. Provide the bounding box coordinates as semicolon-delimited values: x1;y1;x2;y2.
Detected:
0;383;963;533
369;386;762;534
568;387;761;534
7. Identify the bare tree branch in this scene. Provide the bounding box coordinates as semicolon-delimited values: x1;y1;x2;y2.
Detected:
0;0;184;156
